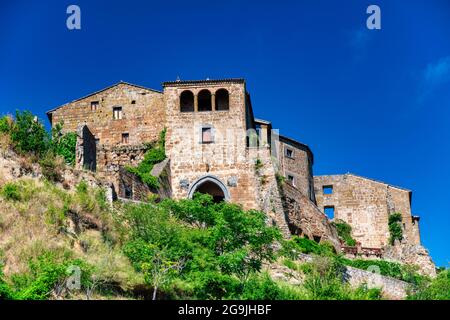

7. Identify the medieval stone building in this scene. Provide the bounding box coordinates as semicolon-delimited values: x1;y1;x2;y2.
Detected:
46;78;435;275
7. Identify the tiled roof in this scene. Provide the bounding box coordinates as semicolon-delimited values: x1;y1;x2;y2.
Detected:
163;78;245;87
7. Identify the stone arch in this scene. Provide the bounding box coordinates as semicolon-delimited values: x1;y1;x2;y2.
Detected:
215;88;229;111
180;90;194;112
198;89;212;111
188;175;230;203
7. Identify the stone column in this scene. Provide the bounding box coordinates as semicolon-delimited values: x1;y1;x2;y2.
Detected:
211;93;216;111
194;94;198;112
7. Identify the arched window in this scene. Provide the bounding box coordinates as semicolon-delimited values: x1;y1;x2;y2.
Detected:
215;89;229;111
180;90;194;112
198;89;212;112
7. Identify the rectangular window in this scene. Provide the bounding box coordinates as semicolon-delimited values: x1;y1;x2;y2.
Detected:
201;127;213;143
323;185;333;195
113;107;123;120
91;101;99;111
122;133;129;144
324;206;335;219
285;147;294;158
287;174;295;186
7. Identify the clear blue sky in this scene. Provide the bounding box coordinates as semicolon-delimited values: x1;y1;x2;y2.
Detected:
0;0;449;267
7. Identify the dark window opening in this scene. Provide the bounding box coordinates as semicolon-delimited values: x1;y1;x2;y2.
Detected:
180;90;194;112
215;89;229;111
131;100;136;104
313;235;322;243
122;133;129;144
124;185;132;199
91;101;99;111
285;148;294;158
323;185;333;195
287;174;295;185
198;89;212;111
113;107;123;120
324;206;335;219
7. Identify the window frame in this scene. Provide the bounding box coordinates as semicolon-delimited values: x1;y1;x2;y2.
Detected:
121;132;130;144
323;185;333;195
285;147;294;159
324;206;335;219
113;106;123;120
200;126;214;144
91;101;99;112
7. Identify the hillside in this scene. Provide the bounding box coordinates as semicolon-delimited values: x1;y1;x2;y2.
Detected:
0;112;449;300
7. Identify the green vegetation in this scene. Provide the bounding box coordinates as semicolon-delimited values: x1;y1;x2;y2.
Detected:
407;269;450;300
1;183;22;201
388;212;403;245
333;220;357;246
126;129;166;189
51;122;77;166
9;110;49;156
0;115;12;134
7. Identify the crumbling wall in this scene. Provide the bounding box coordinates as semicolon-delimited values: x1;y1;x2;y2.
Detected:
281;182;341;250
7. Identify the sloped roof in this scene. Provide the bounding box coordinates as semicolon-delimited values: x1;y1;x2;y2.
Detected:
46;81;162;116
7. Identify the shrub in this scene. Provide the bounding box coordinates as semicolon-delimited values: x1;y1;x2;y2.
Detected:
51;122;77;166
333;220;357;246
388;212;403;245
126;129;166;190
9;251;93;300
407;269;450;300
1;183;22;201
280;236;335;259
0;115;12;134
10;110;49;156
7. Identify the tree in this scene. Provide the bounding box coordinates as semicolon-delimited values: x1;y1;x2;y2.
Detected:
10;110;49;156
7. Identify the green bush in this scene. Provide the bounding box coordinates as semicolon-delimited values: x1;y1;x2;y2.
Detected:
51;122;77;166
8;251;92;300
1;183;22;201
280;236;335;259
388;212;403;245
0;116;11;134
126;129;166;189
333;220;357;246
10;110;49;156
407;269;450;300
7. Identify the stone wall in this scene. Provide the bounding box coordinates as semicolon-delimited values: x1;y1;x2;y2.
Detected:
49;82;165;146
314;174;420;248
275;135;315;203
163;79;260;210
281;182;341;250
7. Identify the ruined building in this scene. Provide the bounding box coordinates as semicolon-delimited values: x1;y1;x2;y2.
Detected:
46;79;436;276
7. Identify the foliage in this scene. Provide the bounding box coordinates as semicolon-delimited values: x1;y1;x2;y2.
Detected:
123;193;281;299
254;158;263;171
51;122;77;166
280;236;336;259
1;182;22;201
126;129;166;189
5;251;92;300
333;220;357;246
407;269;450;300
9;110;49;156
388;212;403;245
0;115;12;134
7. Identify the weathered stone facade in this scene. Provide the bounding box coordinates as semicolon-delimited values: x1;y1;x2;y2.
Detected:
46;78;434;275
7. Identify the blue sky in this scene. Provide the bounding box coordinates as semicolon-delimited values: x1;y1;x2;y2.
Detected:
0;0;449;267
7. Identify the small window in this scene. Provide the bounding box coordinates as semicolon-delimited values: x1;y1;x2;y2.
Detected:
285;148;294;158
324;206;335;219
131;100;136;104
201;127;213;143
323;185;333;195
113;107;123;120
122;133;129;144
287;174;295;185
91;101;99;111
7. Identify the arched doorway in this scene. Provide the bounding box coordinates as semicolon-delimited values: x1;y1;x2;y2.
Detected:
188;175;230;203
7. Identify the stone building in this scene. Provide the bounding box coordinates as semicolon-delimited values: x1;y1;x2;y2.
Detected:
46;78;435;275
